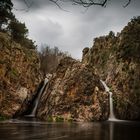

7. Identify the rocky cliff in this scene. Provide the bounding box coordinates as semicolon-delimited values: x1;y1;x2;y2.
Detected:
82;17;140;120
0;32;41;118
37;57;109;121
1;17;139;121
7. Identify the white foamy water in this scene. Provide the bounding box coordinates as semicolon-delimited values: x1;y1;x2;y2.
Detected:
100;80;116;121
30;77;49;117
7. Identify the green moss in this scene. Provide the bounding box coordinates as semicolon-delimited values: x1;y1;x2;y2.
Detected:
0;59;10;64
68;118;73;122
10;68;19;78
23;48;33;60
0;115;6;121
55;116;64;122
46;116;53;122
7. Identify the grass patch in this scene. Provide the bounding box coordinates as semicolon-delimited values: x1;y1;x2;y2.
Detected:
10;68;19;78
0;115;6;121
47;116;53;122
55;116;64;122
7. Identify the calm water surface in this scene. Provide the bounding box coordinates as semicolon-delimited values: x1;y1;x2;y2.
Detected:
0;119;140;140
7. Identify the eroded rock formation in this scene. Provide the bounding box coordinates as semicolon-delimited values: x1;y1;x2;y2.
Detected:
0;32;41;118
82;17;140;120
37;57;109;121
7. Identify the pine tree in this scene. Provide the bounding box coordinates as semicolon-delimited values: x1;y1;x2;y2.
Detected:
0;0;14;31
8;19;29;43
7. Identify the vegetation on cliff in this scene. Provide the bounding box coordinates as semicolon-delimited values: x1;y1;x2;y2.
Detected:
0;0;139;122
37;57;109;121
0;32;41;118
82;16;140;120
39;45;70;75
0;0;41;118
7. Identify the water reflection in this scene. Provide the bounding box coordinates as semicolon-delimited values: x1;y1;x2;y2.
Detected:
0;120;140;140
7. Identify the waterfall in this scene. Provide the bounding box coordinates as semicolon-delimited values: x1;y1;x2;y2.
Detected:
100;80;116;120
30;78;48;117
108;91;116;120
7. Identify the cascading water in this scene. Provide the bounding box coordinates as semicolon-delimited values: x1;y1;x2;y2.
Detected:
100;80;116;121
109;92;116;120
29;78;49;117
24;74;52;118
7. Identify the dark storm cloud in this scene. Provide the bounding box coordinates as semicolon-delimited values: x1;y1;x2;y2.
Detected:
12;0;140;59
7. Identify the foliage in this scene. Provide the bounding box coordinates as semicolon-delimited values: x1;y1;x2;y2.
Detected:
47;116;54;122
39;45;70;75
8;19;28;43
108;31;115;38
7;67;19;83
0;0;36;50
0;115;6;121
55;116;64;122
0;0;14;31
118;16;140;62
22;38;37;49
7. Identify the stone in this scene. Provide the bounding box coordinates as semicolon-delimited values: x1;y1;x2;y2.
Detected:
0;32;41;118
37;57;109;121
82;17;140;120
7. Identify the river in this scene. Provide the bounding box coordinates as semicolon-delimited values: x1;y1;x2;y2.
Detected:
0;119;140;140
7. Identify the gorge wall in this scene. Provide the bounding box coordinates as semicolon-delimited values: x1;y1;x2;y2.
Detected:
1;17;140;121
82;17;140;120
37;57;109;121
0;32;41;118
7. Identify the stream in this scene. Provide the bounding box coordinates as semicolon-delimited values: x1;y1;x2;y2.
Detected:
0;119;140;140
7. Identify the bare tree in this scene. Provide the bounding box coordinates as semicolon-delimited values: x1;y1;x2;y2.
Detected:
50;0;132;8
69;0;108;7
71;0;132;7
39;45;70;75
21;0;132;10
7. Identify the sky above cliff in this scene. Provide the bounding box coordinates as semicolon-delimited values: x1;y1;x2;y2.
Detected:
12;0;140;59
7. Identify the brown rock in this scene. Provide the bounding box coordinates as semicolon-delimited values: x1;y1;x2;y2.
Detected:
82;17;140;120
0;32;41;118
37;57;109;121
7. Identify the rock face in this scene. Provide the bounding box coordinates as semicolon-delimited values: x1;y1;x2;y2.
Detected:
0;32;41;118
82;17;140;120
37;57;109;121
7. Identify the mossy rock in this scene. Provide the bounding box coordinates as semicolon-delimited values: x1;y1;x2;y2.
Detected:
46;116;53;122
0;115;7;121
55;116;64;122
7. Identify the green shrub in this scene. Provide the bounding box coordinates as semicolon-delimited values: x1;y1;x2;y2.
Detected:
55;116;64;122
10;68;19;77
0;115;6;121
47;116;53;122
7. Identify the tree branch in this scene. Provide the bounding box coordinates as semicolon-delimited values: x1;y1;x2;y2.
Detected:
18;0;132;11
70;0;108;7
49;0;69;12
123;0;131;8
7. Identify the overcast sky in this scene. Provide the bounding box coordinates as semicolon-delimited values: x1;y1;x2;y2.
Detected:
12;0;140;59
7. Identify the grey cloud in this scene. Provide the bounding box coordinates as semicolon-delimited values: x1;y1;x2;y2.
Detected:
12;0;140;59
33;19;63;43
